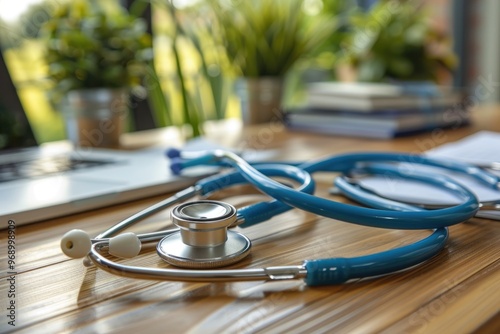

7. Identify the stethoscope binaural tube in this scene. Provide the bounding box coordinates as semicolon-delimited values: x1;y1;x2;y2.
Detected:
169;150;495;229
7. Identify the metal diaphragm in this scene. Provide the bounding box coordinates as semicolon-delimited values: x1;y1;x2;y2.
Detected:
157;200;251;268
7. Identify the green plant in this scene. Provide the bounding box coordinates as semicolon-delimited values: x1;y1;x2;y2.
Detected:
163;0;231;123
42;0;152;99
340;0;457;82
175;3;229;121
207;0;337;78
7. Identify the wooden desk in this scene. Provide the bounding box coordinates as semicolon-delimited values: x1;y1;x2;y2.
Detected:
1;105;499;333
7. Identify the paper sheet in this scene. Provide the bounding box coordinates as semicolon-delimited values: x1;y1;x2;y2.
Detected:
357;131;500;220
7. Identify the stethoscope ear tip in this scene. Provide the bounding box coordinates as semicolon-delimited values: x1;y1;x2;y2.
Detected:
166;148;181;159
166;148;184;174
61;229;92;259
170;158;183;175
108;232;141;258
61;229;142;260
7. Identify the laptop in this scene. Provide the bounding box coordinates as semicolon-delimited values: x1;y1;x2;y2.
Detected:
0;51;200;227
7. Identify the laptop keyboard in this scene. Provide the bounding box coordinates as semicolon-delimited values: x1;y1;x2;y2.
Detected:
0;155;115;183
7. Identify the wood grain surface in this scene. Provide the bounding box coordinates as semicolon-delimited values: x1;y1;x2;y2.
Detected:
1;105;499;333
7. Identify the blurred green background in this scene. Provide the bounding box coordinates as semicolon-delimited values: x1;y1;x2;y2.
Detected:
0;0;462;143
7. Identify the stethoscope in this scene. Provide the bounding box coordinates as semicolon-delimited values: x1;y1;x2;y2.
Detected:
61;150;500;286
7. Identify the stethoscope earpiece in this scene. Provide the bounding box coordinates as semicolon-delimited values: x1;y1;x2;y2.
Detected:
108;232;141;258
61;229;92;259
61;230;141;259
165;148;181;159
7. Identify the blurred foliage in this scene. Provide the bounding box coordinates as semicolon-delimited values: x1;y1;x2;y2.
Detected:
0;2;52;49
165;3;202;137
204;0;341;78
165;0;354;118
163;0;233;123
340;0;457;82
41;0;153;101
18;1;53;40
302;0;357;67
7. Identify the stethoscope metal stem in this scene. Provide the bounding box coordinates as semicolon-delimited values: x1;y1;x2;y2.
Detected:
95;186;201;239
91;229;178;244
475;161;500;172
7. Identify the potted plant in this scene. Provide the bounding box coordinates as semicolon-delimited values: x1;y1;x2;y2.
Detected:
207;0;336;124
339;0;457;83
42;0;152;147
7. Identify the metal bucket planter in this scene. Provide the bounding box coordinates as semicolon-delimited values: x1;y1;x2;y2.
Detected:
63;88;128;148
235;77;283;125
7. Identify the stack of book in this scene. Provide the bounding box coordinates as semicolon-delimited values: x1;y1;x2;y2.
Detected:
284;82;469;139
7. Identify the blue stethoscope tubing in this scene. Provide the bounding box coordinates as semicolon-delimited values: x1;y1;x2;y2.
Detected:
169;151;499;230
304;228;448;286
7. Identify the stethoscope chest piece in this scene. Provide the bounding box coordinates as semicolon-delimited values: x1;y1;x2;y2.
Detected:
157;200;251;268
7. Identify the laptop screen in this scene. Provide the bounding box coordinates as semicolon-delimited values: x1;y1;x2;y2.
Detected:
0;49;37;151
